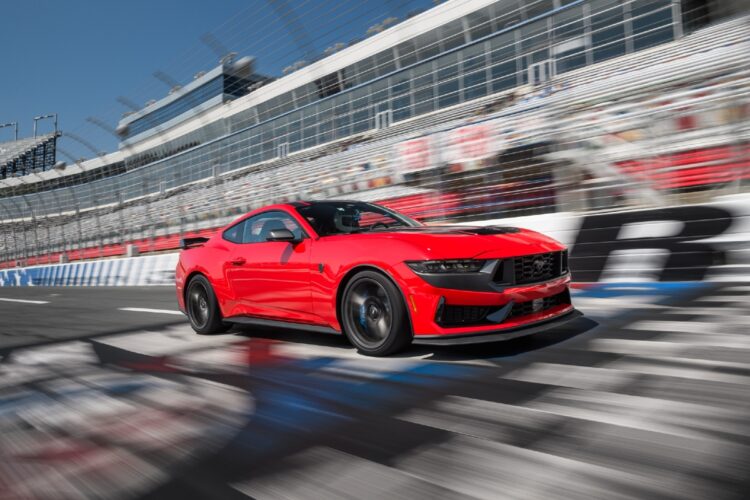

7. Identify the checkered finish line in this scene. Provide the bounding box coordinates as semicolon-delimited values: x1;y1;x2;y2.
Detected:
0;282;747;499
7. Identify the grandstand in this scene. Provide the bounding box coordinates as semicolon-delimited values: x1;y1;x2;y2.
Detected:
0;133;60;179
1;0;748;267
0;0;707;197
117;55;270;145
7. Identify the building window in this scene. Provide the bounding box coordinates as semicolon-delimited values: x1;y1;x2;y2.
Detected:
315;72;343;98
520;18;550;55
590;0;627;62
462;43;487;72
437;78;460;109
524;0;555;20
415;29;441;61
354;56;376;85
396;39;418;68
553;5;587;74
391;71;410;96
441;19;466;51
463;69;488;100
490;31;519;92
374;49;397;77
392;94;412;122
438;52;460;82
294;83;317;107
467;6;494;41
493;1;523;30
631;2;675;50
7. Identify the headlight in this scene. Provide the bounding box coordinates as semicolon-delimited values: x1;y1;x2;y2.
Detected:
406;259;486;274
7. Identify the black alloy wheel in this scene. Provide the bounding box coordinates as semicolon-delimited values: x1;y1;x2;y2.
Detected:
341;270;411;356
186;275;230;334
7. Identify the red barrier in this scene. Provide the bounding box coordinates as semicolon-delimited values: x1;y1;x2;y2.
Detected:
617;145;750;190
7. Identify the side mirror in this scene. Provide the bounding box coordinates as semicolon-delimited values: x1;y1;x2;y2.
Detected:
266;228;299;243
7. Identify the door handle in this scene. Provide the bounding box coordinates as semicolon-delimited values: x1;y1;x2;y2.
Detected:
230;257;246;266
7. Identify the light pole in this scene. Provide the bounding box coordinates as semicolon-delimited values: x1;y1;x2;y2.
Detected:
32;113;58;137
0;122;18;141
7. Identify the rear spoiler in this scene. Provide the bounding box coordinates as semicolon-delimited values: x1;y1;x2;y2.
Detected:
180;236;209;249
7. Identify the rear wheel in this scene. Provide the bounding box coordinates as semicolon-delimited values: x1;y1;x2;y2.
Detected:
186;275;230;334
341;270;412;356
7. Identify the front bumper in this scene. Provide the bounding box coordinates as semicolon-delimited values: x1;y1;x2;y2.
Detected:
412;308;583;345
393;261;575;338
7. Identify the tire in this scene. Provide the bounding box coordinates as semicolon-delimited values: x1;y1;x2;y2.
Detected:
340;270;412;356
185;275;230;334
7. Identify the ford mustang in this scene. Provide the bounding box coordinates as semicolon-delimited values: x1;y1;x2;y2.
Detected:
176;200;580;356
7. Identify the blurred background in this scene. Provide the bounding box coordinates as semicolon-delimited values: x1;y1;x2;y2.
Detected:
0;1;749;499
0;0;747;276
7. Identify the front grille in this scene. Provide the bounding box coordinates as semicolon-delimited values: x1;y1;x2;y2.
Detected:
508;290;570;319
514;251;563;285
437;305;491;326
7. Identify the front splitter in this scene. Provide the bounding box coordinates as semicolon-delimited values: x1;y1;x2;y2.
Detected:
412;309;584;346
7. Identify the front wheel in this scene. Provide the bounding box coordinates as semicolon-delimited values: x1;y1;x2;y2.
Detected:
340;270;412;356
186;275;230;334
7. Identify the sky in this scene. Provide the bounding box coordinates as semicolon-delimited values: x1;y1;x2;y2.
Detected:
0;0;434;160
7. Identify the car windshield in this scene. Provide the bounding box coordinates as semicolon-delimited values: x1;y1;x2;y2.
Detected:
296;201;420;236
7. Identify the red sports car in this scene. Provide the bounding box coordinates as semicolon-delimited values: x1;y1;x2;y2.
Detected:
176;200;580;356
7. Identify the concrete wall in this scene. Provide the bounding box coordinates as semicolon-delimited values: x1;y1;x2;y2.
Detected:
0;253;178;287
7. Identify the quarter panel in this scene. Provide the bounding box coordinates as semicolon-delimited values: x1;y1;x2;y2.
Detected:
177;239;237;317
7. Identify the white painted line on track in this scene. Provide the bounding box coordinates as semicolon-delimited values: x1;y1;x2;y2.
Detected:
0;297;50;304
119;307;184;316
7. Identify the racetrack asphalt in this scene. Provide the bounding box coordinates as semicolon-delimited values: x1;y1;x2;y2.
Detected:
0;286;185;350
0;283;749;499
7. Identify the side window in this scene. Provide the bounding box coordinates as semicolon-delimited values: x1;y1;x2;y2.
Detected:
222;220;245;243
241;211;305;243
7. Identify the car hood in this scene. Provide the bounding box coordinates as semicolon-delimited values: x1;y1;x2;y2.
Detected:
344;225;564;260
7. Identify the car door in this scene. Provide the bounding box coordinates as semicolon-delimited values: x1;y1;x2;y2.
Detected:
225;210;316;323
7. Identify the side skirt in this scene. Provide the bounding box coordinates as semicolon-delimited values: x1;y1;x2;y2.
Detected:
223;316;341;335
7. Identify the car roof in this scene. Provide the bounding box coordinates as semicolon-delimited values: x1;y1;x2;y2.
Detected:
223;200;375;229
224;200;364;225
290;199;371;207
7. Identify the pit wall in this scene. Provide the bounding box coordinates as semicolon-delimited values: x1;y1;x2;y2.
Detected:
0;253;178;287
1;195;748;287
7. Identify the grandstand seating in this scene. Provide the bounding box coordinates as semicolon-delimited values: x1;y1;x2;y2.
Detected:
0;133;58;178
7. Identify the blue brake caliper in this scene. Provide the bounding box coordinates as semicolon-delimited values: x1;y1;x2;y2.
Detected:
359;293;368;328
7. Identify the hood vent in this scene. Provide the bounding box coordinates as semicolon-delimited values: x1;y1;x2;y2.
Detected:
468;226;521;235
